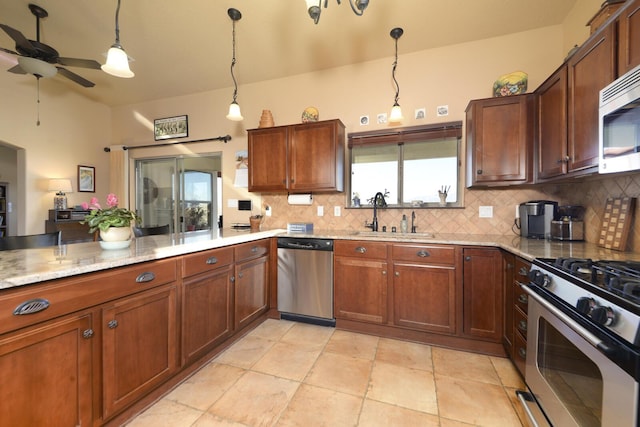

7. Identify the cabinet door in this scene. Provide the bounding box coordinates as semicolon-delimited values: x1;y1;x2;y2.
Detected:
248;127;288;192
234;255;269;331
466;95;533;187
334;256;388;324
393;262;456;334
182;265;233;365
289;120;344;192
536;66;568;179
462;248;502;342
618;0;640;75
102;285;178;419
567;23;615;173
0;312;94;426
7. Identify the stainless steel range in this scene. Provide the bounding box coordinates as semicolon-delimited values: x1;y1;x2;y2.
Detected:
517;257;640;427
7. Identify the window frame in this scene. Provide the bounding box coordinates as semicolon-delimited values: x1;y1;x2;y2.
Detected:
346;121;463;209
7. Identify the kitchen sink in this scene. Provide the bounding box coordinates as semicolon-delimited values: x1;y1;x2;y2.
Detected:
351;231;435;239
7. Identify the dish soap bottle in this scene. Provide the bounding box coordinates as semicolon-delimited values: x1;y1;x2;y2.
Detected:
400;214;408;233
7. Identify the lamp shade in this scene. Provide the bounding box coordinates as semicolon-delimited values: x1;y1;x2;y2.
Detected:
101;45;134;78
226;102;244;121
389;104;404;123
48;179;73;194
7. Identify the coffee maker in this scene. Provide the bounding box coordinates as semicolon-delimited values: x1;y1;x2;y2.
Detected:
519;200;558;239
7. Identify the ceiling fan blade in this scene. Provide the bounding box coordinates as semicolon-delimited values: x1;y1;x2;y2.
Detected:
0;46;18;55
7;64;26;74
57;57;101;70
0;24;36;55
56;66;95;88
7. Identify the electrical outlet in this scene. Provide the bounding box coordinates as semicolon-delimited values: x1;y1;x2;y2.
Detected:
265;206;272;217
479;206;493;218
317;206;324;216
334;206;341;216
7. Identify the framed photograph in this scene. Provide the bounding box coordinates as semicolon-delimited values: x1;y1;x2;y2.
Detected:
78;165;95;193
154;115;189;140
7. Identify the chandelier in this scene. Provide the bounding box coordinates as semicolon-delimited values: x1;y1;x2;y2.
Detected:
305;0;370;24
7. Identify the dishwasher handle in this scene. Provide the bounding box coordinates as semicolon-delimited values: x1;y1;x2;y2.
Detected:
277;237;334;251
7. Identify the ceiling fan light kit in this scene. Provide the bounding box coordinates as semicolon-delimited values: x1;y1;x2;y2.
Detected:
389;27;404;123
305;0;369;24
226;8;243;121
102;0;134;78
17;56;56;78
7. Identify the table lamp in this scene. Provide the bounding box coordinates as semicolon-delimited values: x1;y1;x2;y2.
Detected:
48;179;73;210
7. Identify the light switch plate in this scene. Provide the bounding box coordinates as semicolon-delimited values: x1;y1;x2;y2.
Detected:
334;206;341;216
479;206;493;218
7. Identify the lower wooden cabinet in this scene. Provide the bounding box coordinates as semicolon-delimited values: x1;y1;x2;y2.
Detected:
102;284;179;419
462;247;503;342
0;311;94;426
234;241;270;331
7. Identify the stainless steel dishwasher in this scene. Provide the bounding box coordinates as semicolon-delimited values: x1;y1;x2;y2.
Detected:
277;237;335;326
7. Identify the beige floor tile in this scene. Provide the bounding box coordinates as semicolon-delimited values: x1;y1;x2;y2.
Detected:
280;322;334;351
247;318;296;341
490;356;526;388
276;383;362;427
207;371;299;426
505;387;530;427
358;399;440;427
436;374;523;426
192;412;250;426
366;361;438;414
165;362;245;411
252;341;321;381
375;338;433;372
214;335;275;369
304;352;373;396
323;330;379;360
125;399;203;427
432;346;501;385
439;417;476;426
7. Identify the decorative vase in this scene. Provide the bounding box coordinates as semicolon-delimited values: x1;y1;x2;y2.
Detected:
99;226;132;250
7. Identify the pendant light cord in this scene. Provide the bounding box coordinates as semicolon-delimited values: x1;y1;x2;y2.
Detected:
113;0;122;46
392;36;400;106
229;19;238;103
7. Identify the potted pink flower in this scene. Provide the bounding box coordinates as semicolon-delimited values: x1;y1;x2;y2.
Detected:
81;194;140;245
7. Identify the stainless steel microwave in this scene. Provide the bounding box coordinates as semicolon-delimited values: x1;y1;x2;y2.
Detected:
599;63;640;174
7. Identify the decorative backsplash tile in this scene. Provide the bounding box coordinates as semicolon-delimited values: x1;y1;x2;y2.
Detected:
260;173;640;251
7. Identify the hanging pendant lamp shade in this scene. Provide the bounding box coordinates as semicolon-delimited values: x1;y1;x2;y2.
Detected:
389;27;404;123
226;8;243;121
102;0;134;78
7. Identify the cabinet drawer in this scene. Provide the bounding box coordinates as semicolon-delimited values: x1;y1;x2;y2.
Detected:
182;247;234;278
234;240;269;262
0;258;178;335
392;244;454;265
514;257;530;283
514;327;527;376
335;240;387;259
514;306;528;337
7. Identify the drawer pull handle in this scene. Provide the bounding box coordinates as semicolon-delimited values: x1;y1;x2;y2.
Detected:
518;267;529;276
518;347;527;359
206;256;219;265
518;294;528;304
108;320;118;329
83;329;94;339
355;246;366;254
136;272;156;283
518;320;528;332
416;250;430;258
13;298;50;316
251;247;258;253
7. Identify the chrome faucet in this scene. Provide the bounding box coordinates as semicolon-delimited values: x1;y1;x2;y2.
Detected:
411;210;417;233
364;192;387;232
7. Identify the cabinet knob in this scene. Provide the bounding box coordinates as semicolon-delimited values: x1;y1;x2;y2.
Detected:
135;272;156;283
355;246;367;254
206;256;218;265
83;329;94;339
518;294;528;305
382;270;387;275
107;320;118;329
251;247;258;253
465;256;471;261
518;266;529;276
518;347;526;359
518;320;528;332
394;271;399;277
476;169;483;175
230;276;235;282
238;272;244;278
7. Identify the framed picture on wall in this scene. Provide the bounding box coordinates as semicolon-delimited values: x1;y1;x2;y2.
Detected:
154;115;189;140
78;165;95;192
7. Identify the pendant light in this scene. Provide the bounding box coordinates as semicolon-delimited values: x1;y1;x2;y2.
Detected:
102;0;134;78
389;27;404;123
305;0;370;24
226;8;243;121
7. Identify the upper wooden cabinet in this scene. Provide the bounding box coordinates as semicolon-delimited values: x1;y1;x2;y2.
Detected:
248;119;345;193
618;0;640;74
465;94;534;187
536;66;568;179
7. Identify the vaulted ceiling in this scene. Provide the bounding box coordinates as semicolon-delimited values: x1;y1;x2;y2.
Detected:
0;0;579;107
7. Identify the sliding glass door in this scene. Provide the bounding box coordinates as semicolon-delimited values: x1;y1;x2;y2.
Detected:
135;155;221;233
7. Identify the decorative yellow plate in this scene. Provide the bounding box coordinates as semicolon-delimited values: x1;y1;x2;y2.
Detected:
493;71;528;97
301;107;319;123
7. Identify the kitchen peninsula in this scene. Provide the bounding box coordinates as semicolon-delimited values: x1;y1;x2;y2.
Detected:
1;229;638;426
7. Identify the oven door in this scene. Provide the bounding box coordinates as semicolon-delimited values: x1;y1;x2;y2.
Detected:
522;284;639;427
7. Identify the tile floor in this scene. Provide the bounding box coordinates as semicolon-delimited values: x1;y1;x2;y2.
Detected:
126;319;529;427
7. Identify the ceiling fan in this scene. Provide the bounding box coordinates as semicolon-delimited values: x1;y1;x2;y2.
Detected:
0;3;100;87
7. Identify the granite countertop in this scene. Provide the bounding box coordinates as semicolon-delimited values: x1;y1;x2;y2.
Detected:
2;228;640;290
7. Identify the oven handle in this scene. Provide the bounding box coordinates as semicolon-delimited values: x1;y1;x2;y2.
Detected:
522;284;612;354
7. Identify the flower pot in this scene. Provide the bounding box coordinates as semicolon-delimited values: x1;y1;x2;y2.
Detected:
99;227;132;250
